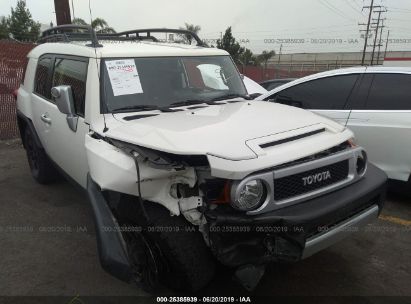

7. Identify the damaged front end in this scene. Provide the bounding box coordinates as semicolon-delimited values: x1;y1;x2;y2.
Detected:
85;131;386;291
85;132;207;220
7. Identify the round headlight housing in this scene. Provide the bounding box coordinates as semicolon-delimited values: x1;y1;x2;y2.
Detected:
356;150;368;177
231;179;266;211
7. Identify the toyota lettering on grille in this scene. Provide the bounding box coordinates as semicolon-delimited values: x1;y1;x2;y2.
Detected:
302;171;332;186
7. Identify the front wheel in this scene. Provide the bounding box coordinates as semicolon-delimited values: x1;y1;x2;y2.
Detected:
120;199;216;292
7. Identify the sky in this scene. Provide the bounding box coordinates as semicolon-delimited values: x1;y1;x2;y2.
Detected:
0;0;410;54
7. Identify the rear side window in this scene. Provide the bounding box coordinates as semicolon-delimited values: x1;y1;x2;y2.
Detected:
270;74;359;110
34;57;52;99
52;58;88;117
366;74;411;110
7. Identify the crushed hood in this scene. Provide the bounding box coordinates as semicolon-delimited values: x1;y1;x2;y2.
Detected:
105;101;345;161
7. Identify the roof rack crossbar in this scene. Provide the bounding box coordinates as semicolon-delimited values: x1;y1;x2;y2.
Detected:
38;26;205;47
101;28;205;46
38;25;102;47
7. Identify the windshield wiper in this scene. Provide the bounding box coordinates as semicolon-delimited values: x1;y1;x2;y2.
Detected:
111;105;160;113
112;105;182;113
169;100;208;107
210;93;252;102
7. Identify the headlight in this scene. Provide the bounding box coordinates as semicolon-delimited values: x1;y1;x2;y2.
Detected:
231;179;266;211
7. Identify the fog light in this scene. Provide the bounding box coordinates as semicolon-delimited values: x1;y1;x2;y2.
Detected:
231;179;266;211
356;151;367;176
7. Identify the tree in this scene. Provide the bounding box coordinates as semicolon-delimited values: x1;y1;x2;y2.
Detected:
91;18;115;34
72;18;88;26
216;27;245;64
8;0;41;42
239;48;259;66
0;17;9;39
179;23;201;44
72;17;115;33
258;50;276;70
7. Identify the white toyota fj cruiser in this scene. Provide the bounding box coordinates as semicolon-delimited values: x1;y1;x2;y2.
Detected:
16;26;387;292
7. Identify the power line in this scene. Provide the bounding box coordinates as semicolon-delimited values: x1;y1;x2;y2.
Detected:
317;0;357;22
344;0;366;18
388;7;411;12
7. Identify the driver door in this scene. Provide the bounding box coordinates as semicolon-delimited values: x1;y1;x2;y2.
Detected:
32;55;90;188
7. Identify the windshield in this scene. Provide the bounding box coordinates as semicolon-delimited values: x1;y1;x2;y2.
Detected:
101;56;247;112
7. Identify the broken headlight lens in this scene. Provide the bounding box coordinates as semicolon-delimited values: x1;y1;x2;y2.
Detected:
232;179;266;211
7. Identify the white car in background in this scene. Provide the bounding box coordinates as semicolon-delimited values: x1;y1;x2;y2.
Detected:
242;75;267;95
257;66;411;183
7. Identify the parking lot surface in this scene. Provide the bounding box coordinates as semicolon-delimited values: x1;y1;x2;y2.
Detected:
0;140;410;299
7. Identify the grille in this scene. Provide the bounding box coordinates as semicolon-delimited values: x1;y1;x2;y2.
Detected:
274;160;349;201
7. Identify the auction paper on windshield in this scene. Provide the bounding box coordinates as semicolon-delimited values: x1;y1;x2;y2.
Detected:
105;60;143;96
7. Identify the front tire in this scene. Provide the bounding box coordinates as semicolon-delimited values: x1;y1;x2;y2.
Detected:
24;128;58;184
119;198;216;292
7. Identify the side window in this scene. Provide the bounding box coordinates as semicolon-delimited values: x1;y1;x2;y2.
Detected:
270;74;360;110
34;57;52;99
366;74;411;110
52;58;88;117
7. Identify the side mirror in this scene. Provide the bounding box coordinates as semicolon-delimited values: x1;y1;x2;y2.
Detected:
51;86;78;132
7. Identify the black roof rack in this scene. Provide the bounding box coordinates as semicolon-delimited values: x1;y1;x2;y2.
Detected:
38;25;205;47
38;25;102;47
102;29;205;46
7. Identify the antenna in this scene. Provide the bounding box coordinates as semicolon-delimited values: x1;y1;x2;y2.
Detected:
88;0;94;25
345;108;353;128
88;0;109;133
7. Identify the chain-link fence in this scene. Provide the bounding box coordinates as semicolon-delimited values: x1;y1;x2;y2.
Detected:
238;63;346;83
0;40;35;140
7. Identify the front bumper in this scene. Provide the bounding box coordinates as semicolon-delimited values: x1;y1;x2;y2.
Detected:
205;163;387;267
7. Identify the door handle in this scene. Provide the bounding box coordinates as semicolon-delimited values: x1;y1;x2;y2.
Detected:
40;113;52;125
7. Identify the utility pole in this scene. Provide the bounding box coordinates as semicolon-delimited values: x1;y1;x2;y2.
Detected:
360;0;375;66
54;0;71;25
370;9;386;65
376;19;385;65
277;44;283;65
383;30;390;61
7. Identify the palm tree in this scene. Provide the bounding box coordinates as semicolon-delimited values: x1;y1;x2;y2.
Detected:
179;23;201;44
258;50;276;70
72;18;88;26
72;17;115;33
91;18;116;34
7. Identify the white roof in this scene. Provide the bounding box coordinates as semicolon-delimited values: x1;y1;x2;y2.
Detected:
28;40;228;59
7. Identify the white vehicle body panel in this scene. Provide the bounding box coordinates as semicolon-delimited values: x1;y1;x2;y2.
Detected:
257;66;411;181
106;101;346;159
27;41;228;60
85;134;196;216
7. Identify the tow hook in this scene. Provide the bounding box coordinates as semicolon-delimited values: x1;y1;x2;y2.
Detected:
234;265;266;291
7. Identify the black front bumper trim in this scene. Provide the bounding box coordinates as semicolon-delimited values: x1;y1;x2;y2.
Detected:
205;163;387;267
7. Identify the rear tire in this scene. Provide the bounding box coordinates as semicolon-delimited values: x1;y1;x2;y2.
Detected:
24;128;58;184
119;198;216;292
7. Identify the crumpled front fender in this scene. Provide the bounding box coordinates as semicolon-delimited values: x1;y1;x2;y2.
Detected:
85;133;197;216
